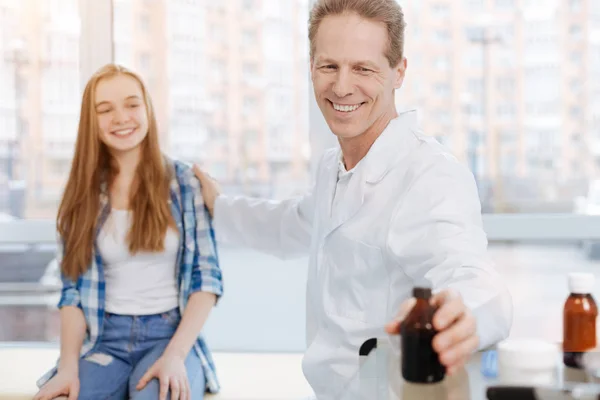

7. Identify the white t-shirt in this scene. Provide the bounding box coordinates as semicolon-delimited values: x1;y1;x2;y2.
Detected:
98;208;180;315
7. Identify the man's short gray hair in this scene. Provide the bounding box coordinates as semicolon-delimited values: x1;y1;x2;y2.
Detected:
309;0;407;67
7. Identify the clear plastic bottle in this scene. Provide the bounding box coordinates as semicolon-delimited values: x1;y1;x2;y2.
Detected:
400;287;446;383
563;272;598;368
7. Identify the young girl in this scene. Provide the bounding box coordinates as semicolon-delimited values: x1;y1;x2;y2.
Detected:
34;64;223;400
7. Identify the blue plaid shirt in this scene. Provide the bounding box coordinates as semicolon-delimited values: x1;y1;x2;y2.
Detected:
37;157;224;394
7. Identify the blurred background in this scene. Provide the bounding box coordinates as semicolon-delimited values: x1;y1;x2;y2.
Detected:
1;0;600;354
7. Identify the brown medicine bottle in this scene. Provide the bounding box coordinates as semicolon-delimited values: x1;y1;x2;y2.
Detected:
400;287;446;383
563;272;598;368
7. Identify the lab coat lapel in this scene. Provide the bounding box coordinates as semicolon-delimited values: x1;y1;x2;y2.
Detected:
320;154;339;239
323;157;366;239
319;110;417;239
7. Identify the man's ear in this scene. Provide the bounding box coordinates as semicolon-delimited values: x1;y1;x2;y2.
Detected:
394;57;408;89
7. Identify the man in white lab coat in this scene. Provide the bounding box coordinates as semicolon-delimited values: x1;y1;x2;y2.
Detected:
194;0;512;397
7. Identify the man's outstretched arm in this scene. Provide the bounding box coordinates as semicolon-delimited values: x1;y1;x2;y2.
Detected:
193;165;315;259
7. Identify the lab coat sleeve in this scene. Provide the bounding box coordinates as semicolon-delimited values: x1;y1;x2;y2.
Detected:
213;189;316;259
387;155;513;350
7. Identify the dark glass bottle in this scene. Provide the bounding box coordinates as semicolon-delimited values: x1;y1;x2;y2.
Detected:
400;287;446;383
563;272;597;368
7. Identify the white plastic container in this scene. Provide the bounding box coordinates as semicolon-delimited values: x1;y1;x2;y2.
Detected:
497;339;560;386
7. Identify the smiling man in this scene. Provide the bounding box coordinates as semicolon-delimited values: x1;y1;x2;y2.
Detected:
194;0;512;398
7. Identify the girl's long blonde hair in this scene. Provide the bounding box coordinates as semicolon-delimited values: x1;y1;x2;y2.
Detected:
57;64;174;281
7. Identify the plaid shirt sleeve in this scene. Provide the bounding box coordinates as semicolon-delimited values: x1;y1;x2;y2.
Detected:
55;232;82;309
187;173;224;300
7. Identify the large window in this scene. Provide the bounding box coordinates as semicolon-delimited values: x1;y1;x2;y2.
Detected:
0;0;81;220
0;0;310;222
6;0;597;219
1;0;600;353
113;0;310;200
0;0;312;349
395;0;600;214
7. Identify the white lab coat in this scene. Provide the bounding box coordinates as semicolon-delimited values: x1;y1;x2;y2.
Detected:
214;110;512;399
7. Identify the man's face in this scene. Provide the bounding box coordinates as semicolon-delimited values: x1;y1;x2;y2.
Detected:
311;13;406;140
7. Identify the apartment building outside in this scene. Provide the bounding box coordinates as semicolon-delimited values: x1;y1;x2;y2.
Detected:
0;0;310;220
398;0;600;212
113;0;311;199
1;0;599;218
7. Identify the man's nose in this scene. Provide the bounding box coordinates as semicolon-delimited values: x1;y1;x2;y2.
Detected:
332;69;354;98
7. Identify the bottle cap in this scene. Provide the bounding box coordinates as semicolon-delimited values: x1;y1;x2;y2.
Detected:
568;272;595;294
413;287;432;299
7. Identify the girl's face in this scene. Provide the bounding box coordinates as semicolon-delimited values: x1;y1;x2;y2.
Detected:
94;74;149;155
